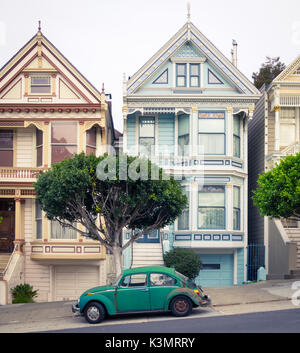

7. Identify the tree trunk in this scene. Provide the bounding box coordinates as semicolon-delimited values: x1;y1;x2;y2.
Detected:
112;244;123;280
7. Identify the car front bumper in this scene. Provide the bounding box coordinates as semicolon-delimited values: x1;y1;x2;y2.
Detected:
199;295;211;307
72;303;81;314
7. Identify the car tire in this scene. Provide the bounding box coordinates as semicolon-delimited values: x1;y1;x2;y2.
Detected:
84;301;106;324
170;296;192;317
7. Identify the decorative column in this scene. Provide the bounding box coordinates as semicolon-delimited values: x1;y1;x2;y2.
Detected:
191;107;198;156
122;106;128;154
226;107;233;157
43;122;49;168
226;182;233;231
14;194;24;253
274;86;280;152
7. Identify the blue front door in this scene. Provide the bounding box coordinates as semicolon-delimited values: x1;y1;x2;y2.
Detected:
195;254;234;287
136;230;160;243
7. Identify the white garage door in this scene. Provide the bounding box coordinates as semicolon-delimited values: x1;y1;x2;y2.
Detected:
54;266;100;301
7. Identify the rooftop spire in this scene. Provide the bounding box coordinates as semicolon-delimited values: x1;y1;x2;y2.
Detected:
187;2;191;23
38;20;41;32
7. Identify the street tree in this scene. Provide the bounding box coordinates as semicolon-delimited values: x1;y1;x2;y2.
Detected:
34;152;187;278
252;57;286;89
252;153;300;220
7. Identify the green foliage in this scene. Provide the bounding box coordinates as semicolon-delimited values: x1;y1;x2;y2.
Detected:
163;248;202;280
252;153;300;219
252;57;286;89
0;216;3;224
34;152;187;247
11;283;38;304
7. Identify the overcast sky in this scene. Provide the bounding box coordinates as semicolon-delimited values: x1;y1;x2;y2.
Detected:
1;0;300;131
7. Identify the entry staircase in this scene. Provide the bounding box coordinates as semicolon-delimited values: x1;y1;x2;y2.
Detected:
0;254;10;280
285;227;300;277
131;242;164;268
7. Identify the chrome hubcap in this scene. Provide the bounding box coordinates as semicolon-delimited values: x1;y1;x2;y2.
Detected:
87;306;100;321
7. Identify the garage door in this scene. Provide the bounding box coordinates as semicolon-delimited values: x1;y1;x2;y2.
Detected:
54;266;99;301
195;254;233;287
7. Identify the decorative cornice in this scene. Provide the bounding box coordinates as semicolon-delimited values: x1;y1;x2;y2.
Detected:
0;103;101;113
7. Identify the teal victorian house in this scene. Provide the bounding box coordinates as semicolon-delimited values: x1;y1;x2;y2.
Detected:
122;16;261;287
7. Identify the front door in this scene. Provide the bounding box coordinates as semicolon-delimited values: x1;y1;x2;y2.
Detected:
136;229;160;243
0;199;15;253
116;273;150;312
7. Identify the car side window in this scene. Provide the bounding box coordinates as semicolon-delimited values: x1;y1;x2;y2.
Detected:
120;274;147;288
150;273;177;286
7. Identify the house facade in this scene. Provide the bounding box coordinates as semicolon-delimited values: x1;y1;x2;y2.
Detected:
248;56;300;279
0;26;114;304
122;19;260;287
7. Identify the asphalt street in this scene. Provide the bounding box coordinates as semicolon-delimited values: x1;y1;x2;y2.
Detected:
42;308;300;333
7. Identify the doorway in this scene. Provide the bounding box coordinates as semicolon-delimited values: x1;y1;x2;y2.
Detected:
0;199;15;253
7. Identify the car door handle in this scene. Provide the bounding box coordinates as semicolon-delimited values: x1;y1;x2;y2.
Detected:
141;288;149;292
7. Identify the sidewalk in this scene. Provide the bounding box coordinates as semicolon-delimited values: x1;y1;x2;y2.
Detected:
0;279;298;329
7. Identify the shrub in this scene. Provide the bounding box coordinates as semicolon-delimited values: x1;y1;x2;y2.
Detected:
11;283;38;304
163;248;202;280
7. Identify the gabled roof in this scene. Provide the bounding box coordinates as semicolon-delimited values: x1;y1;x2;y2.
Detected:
0;29;103;104
126;21;260;96
273;54;300;83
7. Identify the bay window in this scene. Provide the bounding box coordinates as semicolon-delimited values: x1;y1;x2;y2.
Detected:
51;220;77;239
198;185;225;229
139;117;155;155
0;130;13;167
178;114;190;155
233;115;240;158
36;128;43;167
51;122;77;164
198;112;225;155
86;126;97;155
178;186;189;230
35;200;42;240
233;186;241;230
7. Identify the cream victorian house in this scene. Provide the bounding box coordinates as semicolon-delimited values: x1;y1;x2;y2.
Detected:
249;55;300;280
0;25;114;304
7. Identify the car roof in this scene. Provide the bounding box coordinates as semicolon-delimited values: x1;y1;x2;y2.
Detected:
123;266;176;276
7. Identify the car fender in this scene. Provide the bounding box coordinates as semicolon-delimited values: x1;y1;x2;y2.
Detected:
164;288;200;310
80;293;116;315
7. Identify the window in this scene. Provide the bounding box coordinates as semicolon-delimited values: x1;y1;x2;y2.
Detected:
36;128;43;167
139;117;155;155
51;122;77;164
190;64;200;87
31;76;51;94
120;274;147;287
0;130;13;167
150;273;176;286
86;126;97;155
208;69;223;85
176;64;187;87
198;112;225;155
51;220;77;239
198;185;225;229
201;264;221;270
178;186;189;230
35;200;43;239
233;186;241;231
233;115;240;158
178;114;190;155
153;69;168;84
280;108;296;147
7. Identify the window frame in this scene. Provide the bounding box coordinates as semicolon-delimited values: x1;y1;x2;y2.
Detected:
233;186;241;231
177;185;190;231
86;126;97;156
233;115;241;158
198;111;226;156
189;63;200;87
0;129;14;167
30;75;51;95
138;116;155;155
35;200;43;240
176;63;187;87
198;185;226;230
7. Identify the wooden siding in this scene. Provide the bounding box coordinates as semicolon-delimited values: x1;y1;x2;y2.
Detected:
24;199;50;302
16;127;34;167
248;86;266;244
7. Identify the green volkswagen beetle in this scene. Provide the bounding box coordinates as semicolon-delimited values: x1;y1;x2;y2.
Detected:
72;266;211;324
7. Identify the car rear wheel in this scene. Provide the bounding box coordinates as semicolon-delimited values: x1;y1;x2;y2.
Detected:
170;296;192;317
84;302;106;324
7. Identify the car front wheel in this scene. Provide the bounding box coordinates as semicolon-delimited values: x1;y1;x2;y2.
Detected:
170;296;192;317
84;301;106;324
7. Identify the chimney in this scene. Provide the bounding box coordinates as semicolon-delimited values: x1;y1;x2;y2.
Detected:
232;40;238;67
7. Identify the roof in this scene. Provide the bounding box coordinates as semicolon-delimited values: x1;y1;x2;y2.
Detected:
123;266;176;275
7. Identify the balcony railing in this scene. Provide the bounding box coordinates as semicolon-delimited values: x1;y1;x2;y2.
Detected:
266;142;300;170
0;167;44;180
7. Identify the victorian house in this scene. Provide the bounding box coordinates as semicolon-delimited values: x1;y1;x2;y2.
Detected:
0;25;114;304
122;17;260;287
248;56;300;280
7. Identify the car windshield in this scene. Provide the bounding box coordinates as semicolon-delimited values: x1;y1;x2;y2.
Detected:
113;274;123;287
174;271;197;289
